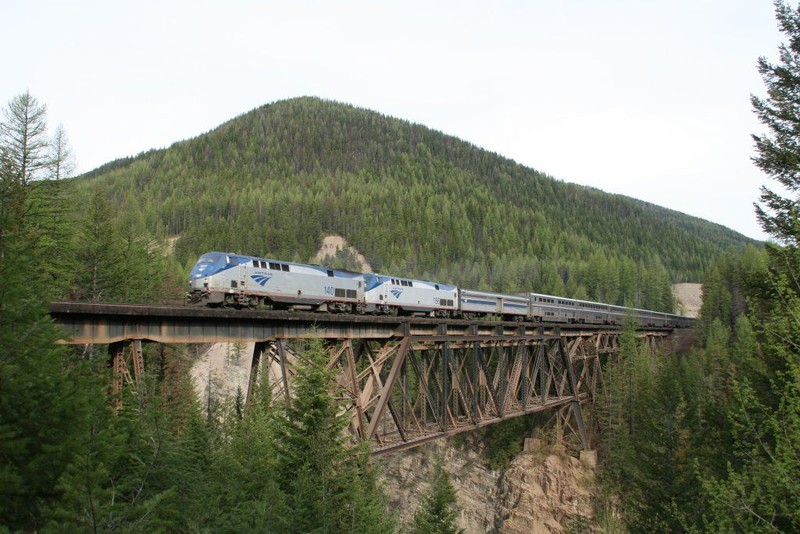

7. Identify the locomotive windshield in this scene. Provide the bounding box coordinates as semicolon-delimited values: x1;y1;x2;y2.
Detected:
190;252;226;278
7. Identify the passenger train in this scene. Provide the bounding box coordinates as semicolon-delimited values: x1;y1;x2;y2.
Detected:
187;251;694;328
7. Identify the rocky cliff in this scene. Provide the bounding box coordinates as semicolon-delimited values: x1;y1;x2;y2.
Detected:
379;438;598;533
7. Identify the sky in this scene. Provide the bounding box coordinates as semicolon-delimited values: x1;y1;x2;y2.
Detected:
1;0;786;241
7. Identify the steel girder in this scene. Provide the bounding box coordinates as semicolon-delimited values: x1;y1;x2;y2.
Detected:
100;324;667;453
246;329;667;454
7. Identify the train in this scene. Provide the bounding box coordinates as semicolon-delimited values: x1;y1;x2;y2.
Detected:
187;251;695;328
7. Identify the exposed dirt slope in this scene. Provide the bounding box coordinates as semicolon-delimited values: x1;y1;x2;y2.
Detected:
313;234;373;273
672;283;702;318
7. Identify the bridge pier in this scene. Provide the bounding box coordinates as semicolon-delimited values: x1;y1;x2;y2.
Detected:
108;339;145;407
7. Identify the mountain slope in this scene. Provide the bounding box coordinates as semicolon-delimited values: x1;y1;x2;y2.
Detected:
76;97;757;310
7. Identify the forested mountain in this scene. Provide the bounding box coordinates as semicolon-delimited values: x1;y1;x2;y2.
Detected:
75;97;754;311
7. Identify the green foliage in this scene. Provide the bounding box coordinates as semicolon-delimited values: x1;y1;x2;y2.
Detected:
72;97;754;310
270;338;394;533
597;318;710;531
700;248;800;531
70;190;177;303
0;111;93;530
693;12;800;529
200;377;289;532
321;247;364;272
0;91;50;185
752;0;800;248
482;415;539;470
702;364;800;532
0;268;87;530
411;454;463;534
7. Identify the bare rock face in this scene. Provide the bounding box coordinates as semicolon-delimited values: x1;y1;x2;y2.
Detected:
379;439;597;533
496;451;595;533
379;441;501;533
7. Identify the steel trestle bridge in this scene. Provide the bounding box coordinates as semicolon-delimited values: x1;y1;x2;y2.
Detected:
49;302;672;454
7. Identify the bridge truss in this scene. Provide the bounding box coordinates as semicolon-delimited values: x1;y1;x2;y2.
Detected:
51;302;669;454
248;328;660;454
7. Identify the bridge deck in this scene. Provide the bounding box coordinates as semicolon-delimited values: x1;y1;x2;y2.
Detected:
49;301;658;344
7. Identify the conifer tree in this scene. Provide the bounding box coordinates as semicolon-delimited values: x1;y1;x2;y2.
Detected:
201;374;288;532
270;338;393;533
411;453;463;534
698;3;800;530
0;91;49;185
48;123;76;181
0;109;89;529
753;1;800;248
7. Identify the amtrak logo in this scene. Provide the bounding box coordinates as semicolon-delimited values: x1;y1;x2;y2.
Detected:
390;288;403;299
251;274;273;286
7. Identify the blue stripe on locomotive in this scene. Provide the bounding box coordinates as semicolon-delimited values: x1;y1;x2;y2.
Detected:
363;273;456;292
192;252;363;281
190;252;248;278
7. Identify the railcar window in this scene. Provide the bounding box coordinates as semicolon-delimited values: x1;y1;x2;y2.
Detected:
282;265;289;272
269;262;280;270
252;260;259;267
327;270;334;277
260;261;267;268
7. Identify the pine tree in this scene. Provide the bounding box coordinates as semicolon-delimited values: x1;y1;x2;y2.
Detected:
699;4;800;529
411;453;463;534
752;1;800;247
0;91;50;185
201;372;288;532
0;111;90;529
72;191;125;301
270;338;394;533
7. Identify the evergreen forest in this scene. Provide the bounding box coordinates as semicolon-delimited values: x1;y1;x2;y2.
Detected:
73;93;755;311
5;1;800;531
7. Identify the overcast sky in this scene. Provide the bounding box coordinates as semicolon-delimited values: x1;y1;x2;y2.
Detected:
2;0;785;240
